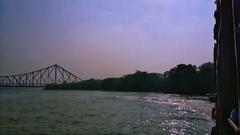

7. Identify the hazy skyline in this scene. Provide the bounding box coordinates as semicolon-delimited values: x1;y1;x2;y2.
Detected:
0;0;215;79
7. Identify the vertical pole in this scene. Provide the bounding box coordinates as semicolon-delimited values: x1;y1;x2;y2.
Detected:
32;72;34;86
218;0;238;134
231;0;239;129
61;69;63;83
232;0;240;129
40;71;42;86
26;74;28;86
47;68;50;84
68;73;70;83
55;65;57;84
19;75;22;86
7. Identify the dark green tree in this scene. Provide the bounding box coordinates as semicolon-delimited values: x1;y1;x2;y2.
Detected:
166;64;198;94
197;62;216;93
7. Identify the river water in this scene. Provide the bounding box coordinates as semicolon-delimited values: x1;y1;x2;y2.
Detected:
0;87;214;135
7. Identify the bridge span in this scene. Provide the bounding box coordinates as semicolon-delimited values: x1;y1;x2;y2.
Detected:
0;64;82;87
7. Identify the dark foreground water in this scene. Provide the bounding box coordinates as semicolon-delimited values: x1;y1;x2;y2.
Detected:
0;88;214;135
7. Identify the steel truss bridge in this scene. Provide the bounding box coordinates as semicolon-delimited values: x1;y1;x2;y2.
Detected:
0;64;82;87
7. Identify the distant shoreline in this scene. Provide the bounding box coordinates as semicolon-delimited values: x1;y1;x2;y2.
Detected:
45;62;216;96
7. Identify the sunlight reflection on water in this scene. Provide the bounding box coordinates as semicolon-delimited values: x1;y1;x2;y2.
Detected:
125;94;214;135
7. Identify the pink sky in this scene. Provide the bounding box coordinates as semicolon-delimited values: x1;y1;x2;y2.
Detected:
0;0;215;79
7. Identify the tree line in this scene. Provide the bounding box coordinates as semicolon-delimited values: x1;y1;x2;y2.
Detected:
45;62;216;95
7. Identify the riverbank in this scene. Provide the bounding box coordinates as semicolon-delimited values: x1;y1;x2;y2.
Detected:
45;63;216;95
